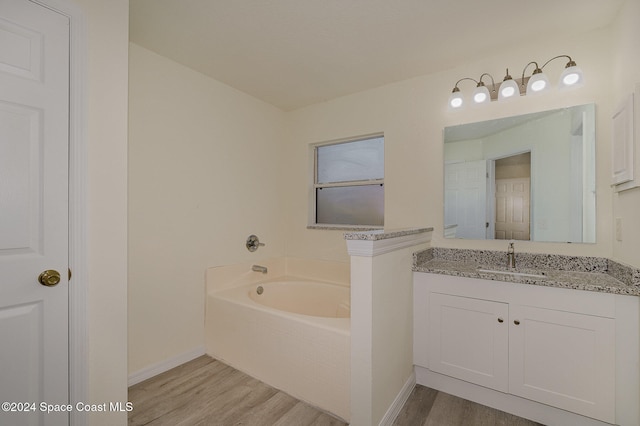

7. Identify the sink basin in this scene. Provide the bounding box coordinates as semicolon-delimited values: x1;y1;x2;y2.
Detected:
476;267;547;279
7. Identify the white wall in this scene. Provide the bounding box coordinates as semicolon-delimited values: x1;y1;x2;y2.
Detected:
350;242;427;425
444;139;484;163
72;0;129;424
611;0;640;268
127;4;640;384
128;44;287;374
285;28;614;261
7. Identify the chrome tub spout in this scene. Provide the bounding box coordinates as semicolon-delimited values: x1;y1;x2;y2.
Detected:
252;265;267;274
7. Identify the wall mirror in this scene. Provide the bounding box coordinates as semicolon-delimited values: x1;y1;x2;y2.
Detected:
443;103;596;243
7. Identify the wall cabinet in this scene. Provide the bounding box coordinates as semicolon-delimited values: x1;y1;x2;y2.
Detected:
612;92;635;186
415;273;638;425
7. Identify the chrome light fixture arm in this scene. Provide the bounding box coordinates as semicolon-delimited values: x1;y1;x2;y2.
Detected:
520;61;542;83
540;55;574;70
478;73;496;90
452;77;479;91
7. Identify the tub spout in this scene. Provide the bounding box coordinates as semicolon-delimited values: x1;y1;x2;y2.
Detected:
252;265;268;274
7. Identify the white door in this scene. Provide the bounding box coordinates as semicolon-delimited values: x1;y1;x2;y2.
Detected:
0;1;70;425
444;160;487;239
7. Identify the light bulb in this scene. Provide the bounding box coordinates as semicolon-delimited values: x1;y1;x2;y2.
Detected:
472;84;490;104
474;92;487;103
563;73;579;85
448;89;464;109
498;78;520;101
502;86;515;97
526;71;549;95
559;63;583;89
531;80;546;91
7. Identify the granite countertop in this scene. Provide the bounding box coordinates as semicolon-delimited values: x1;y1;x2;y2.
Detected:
413;247;640;297
344;227;434;241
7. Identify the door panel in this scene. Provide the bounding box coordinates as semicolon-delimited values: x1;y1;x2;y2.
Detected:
509;305;615;423
0;102;42;253
495;178;530;240
428;292;509;392
0;1;69;425
0;15;43;81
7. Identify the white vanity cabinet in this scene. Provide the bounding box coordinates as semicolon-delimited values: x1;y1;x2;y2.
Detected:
415;273;638;425
508;304;615;422
428;293;509;392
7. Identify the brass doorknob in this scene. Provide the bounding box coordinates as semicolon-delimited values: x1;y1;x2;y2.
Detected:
38;270;61;287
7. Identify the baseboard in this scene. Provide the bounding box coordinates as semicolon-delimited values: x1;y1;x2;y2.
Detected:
128;346;206;387
378;372;416;426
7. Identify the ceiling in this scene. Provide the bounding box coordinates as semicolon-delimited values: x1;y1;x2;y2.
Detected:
129;0;623;111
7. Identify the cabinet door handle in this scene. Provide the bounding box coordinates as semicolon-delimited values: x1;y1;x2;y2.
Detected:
514;320;520;325
497;317;504;323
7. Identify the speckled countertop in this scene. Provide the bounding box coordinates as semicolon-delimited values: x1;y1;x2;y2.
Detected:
413;247;640;296
344;227;433;241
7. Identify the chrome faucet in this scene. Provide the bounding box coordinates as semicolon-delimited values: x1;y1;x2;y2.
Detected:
506;242;516;269
251;264;268;274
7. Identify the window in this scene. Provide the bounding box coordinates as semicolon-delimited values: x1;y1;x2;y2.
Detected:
312;135;384;227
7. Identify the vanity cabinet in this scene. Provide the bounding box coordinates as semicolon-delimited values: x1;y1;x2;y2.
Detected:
508;304;614;422
415;273;632;425
428;293;509;392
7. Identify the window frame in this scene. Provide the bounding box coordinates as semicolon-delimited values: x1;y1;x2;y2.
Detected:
309;134;384;229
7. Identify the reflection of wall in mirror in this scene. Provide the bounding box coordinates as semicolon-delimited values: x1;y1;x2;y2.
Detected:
443;104;596;243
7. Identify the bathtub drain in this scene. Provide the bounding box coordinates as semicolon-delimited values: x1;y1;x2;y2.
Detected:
256;285;264;295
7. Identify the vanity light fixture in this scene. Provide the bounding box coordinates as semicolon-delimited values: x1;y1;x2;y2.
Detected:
448;74;497;110
473;73;495;105
524;62;550;94
498;69;520;101
448;55;583;109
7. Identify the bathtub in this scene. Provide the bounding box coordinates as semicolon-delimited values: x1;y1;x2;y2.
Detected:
205;278;351;421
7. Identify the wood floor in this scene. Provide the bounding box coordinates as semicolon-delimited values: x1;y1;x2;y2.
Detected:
128;355;543;426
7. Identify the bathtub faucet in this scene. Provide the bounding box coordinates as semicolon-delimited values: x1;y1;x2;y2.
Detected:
251;265;268;274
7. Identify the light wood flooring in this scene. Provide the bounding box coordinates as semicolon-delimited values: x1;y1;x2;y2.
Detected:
128;355;543;426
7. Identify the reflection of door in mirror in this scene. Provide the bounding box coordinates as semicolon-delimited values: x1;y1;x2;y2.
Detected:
444;160;487;239
493;153;531;240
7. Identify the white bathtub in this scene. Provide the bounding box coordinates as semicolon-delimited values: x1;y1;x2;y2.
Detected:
249;280;351;318
205;278;351;421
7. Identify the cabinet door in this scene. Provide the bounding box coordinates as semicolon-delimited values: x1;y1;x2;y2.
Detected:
429;293;509;392
509;305;615;423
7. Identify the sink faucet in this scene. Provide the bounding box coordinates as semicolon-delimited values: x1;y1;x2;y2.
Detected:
506;242;516;269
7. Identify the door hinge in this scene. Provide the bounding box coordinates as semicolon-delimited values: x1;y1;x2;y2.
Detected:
68;268;72;281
